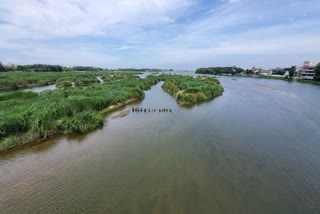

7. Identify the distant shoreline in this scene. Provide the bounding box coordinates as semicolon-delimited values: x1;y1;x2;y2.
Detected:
198;73;320;86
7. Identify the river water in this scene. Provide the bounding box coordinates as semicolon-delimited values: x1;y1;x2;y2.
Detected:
1;76;320;214
23;84;57;93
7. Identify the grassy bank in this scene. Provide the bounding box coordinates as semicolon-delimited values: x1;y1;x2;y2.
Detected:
160;75;224;105
0;74;160;151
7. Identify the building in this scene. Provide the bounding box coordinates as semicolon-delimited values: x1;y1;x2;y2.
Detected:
295;61;315;79
261;69;273;76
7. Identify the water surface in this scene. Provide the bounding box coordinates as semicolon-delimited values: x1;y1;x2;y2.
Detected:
1;76;320;214
23;84;56;92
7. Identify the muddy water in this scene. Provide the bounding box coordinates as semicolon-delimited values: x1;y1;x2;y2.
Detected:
1;77;320;214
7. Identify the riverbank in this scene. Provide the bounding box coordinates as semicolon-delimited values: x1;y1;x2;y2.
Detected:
100;98;140;115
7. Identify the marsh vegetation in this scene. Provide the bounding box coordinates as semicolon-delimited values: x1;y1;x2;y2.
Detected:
0;71;142;92
0;72;224;151
0;72;160;151
161;75;224;105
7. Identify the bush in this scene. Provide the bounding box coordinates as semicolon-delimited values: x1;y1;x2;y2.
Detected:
161;75;223;105
195;92;206;101
62;111;104;134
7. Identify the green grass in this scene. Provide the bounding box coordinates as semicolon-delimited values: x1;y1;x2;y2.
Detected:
0;72;160;151
0;72;224;151
160;75;224;105
0;71;141;91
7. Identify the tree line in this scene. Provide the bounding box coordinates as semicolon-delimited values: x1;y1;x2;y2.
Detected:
314;63;320;81
0;62;108;72
0;62;170;73
2;63;63;72
195;67;245;75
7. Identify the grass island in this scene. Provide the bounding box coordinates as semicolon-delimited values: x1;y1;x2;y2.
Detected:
0;72;223;151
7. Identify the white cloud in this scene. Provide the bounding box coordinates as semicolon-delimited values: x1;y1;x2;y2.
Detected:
0;0;319;68
228;0;241;4
113;45;139;51
0;0;194;38
123;0;320;69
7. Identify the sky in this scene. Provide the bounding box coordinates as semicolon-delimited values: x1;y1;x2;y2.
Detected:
0;0;319;69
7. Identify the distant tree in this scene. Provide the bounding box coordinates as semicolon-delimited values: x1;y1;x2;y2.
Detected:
245;69;254;75
72;66;103;71
195;66;244;75
16;64;63;72
272;69;286;75
289;66;296;78
0;62;6;72
314;63;320;81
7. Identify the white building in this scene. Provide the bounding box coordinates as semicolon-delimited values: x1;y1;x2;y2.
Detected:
261;70;273;76
295;61;315;79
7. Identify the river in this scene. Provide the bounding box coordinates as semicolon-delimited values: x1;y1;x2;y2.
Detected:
23;84;57;93
0;76;320;214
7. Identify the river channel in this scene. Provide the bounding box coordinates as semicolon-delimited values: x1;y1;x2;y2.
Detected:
0;76;320;214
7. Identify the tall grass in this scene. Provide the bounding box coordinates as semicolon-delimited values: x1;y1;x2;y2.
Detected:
0;71;140;92
0;73;160;151
161;75;224;105
0;73;224;151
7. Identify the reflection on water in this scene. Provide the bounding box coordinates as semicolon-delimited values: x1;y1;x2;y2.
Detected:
1;75;320;214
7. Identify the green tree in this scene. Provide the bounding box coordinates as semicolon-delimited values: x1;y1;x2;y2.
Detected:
0;62;6;72
195;66;244;75
245;69;254;75
289;66;296;78
314;63;320;81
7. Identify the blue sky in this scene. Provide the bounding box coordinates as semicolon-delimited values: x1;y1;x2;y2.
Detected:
0;0;319;69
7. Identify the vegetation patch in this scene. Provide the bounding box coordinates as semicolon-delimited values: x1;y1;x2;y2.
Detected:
0;71;140;92
0;73;160;151
160;75;224;105
0;72;224;151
